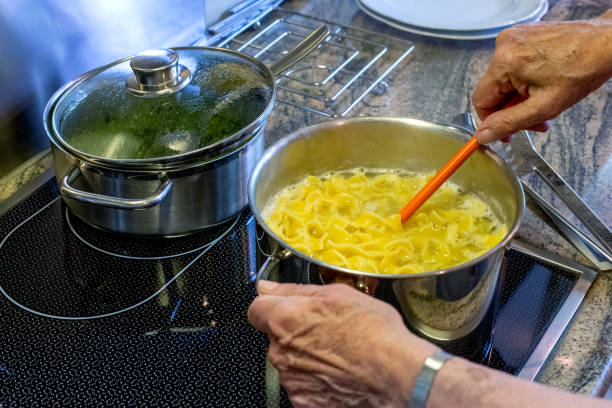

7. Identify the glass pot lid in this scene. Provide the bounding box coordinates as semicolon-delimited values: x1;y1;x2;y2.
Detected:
51;47;274;162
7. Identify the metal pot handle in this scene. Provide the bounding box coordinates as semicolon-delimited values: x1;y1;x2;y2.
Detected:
60;167;173;210
255;256;280;290
268;25;330;77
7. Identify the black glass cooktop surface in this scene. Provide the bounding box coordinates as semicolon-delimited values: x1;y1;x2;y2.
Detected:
0;174;595;406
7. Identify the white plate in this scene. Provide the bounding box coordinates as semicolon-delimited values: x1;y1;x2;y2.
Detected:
357;0;548;40
360;0;544;31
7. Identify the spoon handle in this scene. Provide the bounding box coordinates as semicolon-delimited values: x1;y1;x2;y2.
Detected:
400;94;526;223
399;136;479;223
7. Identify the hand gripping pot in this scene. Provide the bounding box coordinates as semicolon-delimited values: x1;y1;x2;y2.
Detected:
44;26;329;236
248;118;525;358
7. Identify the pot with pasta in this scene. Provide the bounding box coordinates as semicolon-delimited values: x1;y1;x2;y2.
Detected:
248;117;524;360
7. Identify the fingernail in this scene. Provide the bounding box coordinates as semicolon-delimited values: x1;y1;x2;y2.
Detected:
477;129;494;144
258;280;279;293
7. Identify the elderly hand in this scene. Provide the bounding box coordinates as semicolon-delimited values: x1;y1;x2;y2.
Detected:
248;281;438;408
472;10;612;143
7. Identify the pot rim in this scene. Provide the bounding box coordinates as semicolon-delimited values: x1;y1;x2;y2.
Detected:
248;117;525;280
44;46;278;171
48;116;265;174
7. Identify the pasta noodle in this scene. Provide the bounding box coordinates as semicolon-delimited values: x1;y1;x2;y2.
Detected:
262;169;508;275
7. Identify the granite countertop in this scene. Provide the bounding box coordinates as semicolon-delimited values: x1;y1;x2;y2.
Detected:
1;0;610;399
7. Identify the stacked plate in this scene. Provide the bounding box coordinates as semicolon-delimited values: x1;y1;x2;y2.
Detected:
356;0;549;40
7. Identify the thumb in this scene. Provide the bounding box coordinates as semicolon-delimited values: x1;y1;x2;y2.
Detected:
475;94;548;144
258;281;324;297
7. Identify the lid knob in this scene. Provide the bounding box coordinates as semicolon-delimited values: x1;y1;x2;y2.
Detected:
126;49;191;97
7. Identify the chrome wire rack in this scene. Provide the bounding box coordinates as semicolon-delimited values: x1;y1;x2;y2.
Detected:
199;8;415;118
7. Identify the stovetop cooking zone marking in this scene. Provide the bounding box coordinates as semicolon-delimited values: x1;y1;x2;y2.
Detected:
0;205;241;320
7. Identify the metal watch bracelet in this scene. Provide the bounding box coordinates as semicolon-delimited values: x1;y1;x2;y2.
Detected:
409;350;453;408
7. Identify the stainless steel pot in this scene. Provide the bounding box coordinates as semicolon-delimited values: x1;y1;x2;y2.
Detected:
248;118;524;346
44;26;329;236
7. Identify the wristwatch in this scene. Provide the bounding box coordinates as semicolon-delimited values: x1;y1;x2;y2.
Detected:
409;350;453;408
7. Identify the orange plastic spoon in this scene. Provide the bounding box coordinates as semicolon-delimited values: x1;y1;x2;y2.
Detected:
399;96;525;223
399;136;479;223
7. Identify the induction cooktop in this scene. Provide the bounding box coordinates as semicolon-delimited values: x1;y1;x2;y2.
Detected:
0;170;597;406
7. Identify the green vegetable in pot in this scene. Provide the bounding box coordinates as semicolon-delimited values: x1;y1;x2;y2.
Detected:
61;61;271;160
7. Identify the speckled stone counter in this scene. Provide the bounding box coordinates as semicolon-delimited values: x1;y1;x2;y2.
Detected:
1;0;610;399
0;150;53;203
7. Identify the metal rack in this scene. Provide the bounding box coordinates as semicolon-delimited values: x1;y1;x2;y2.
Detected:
198;8;415;118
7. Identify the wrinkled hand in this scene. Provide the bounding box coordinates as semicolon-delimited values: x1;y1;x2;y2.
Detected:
248;282;438;408
472;10;612;143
